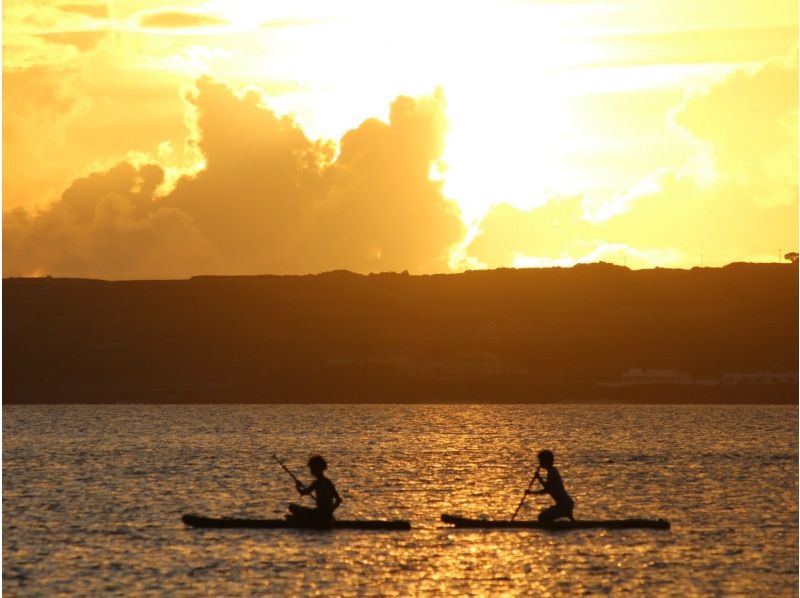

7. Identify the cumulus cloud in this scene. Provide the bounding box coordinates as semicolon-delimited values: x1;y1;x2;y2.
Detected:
163;78;332;274
468;197;594;267
602;172;796;257
674;54;798;206
137;10;227;29
469;55;798;268
4;163;217;279
4;78;464;278
469;173;797;268
7;54;793;278
2;63;190;214
307;89;462;273
3;66;84;212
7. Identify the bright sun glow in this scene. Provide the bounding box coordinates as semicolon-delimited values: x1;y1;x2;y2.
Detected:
215;1;608;222
230;1;599;220
3;0;797;277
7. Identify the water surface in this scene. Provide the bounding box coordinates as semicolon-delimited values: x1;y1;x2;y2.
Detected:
4;404;798;595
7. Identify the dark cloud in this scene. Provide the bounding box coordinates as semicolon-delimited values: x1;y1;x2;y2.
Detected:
138;11;227;29
58;3;109;19
4;78;464;278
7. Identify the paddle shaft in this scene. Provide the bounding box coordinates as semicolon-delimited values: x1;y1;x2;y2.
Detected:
272;455;301;485
511;467;541;521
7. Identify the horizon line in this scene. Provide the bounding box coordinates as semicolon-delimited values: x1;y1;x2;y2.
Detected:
4;260;795;284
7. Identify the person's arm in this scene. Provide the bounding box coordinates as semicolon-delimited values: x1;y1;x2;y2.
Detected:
296;479;315;496
526;470;548;495
525;469;547;494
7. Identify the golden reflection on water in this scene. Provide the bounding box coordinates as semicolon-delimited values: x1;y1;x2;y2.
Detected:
3;404;798;596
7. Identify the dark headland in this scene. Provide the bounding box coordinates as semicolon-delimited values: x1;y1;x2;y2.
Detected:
4;262;797;404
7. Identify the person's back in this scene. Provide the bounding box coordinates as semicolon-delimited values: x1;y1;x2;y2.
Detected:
528;450;575;522
309;474;338;516
541;464;571;505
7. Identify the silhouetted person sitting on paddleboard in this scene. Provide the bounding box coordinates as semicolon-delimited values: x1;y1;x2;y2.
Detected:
287;455;342;525
527;450;575;522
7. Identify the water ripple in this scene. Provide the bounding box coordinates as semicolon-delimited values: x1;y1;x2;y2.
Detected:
4;404;798;596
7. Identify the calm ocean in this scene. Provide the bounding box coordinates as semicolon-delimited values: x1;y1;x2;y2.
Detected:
3;404;798;596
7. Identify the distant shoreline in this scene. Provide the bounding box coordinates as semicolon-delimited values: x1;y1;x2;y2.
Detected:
4;259;797;284
5;382;795;405
5;262;797;406
5;400;796;406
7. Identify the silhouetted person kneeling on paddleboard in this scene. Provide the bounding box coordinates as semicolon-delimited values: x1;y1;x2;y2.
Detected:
527;450;575;522
287;455;342;525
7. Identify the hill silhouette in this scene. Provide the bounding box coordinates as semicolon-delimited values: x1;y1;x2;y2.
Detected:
4;262;797;403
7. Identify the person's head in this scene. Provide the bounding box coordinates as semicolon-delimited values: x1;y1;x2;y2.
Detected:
308;455;327;477
537;450;555;468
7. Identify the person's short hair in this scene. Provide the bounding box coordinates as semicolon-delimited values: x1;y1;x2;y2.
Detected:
308;455;327;470
537;450;554;466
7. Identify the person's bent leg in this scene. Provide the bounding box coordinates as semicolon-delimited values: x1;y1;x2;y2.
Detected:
538;505;559;523
288;503;314;522
561;500;575;522
550;502;574;522
539;503;574;523
307;508;334;527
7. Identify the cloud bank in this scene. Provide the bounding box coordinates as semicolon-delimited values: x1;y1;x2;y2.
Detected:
4;78;464;278
4;55;796;278
468;56;798;268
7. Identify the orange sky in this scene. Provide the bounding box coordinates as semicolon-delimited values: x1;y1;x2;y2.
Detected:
3;1;798;278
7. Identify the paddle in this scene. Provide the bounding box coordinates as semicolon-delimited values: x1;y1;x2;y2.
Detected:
272;454;301;485
511;466;541;521
273;455;317;504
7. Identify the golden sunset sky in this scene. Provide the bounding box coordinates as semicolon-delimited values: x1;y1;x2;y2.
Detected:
3;0;798;278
